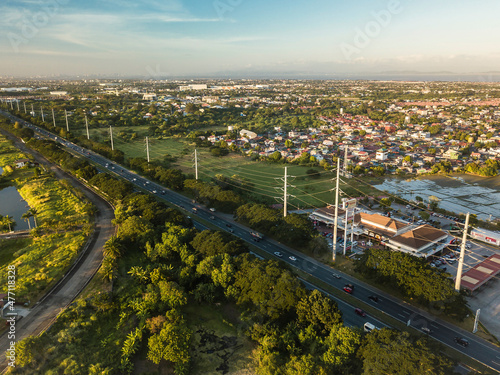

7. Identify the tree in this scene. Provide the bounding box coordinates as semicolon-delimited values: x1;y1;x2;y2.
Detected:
322;325;361;371
268;151;282;162
285;139;294;148
379;198;392;209
103;236;122;260
296;290;342;335
419;211;430;220
147;310;191;371
359;329;453;375
29;207;38;227
22;211;32;230
2;215;15;232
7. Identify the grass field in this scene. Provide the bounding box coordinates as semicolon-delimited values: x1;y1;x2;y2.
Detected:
76;126;382;208
0;132;93;301
0;134;27;169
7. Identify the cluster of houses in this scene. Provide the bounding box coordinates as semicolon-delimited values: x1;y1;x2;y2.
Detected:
202;105;500;174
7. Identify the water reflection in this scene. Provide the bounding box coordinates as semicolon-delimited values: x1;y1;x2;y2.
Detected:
0;186;31;231
374;175;500;221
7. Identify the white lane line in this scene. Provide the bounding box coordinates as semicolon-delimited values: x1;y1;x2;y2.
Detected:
398;314;406;318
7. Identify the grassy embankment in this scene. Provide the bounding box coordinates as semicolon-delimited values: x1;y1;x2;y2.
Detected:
0;133;93;303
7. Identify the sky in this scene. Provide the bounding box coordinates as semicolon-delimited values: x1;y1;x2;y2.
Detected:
2;0;500;79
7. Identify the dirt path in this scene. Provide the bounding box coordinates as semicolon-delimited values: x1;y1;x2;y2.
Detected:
0;127;115;371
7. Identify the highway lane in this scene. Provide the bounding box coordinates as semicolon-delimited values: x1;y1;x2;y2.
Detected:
2;109;500;373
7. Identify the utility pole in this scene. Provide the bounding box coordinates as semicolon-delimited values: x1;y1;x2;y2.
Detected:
65;110;69;132
343;206;348;256
455;213;470;292
41;107;45;122
274;168;295;217
344;146;349;177
284;166;288;217
194;149;198;180
146;137;150;162
332;158;340;262
85;115;90;139
110;126;114;150
52;108;56;127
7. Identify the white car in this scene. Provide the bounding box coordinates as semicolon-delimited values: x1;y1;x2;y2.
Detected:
274;252;283;257
289;256;297;261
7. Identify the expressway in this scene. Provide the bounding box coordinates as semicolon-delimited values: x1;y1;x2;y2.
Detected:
2;109;500;373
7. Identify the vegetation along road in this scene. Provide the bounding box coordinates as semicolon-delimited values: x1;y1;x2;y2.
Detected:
5;110;500;374
0;122;115;371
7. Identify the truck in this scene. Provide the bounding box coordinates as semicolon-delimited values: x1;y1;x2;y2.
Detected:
470;228;500;247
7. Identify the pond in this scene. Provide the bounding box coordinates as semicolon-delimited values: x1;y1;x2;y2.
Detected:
0;186;31;231
374;174;500;221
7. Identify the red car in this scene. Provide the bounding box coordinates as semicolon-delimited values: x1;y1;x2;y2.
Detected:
343;284;354;294
355;308;366;317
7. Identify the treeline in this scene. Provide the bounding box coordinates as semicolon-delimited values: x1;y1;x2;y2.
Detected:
13;192;455;375
236;203;321;249
355;248;469;320
127;157;186;191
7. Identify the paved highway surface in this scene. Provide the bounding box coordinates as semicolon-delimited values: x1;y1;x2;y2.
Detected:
2;109;500;373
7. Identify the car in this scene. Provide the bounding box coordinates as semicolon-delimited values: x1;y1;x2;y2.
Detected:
454;337;469;347
228;229;234;233
354;308;366;317
161;191;166;195
252;238;260;242
289;256;297;261
210;216;215;220
332;273;341;279
209;208;216;212
343;284;354;294
274;251;283;257
152;190;157;194
421;327;432;334
465;243;471;249
368;295;379;303
132;178;137;181
226;223;232;228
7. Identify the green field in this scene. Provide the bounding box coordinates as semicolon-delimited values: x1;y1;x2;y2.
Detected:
75;125;381;208
0;131;93;301
0;134;27;169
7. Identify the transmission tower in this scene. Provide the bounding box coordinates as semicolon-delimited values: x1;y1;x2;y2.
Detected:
274;167;295;217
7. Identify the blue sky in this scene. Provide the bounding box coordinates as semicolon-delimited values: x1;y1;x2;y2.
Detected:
2;0;500;78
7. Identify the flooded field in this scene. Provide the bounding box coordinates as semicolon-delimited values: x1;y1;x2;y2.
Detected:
374;174;500;221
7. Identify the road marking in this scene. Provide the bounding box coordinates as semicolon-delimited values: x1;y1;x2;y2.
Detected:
398;314;406;318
